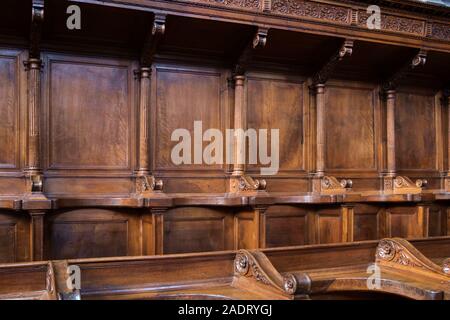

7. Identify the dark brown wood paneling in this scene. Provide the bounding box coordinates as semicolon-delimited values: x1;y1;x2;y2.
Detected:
313;207;344;244
43;54;136;171
395;91;438;172
265;205;308;247
428;205;447;237
0;211;30;263
324;82;378;172
46;208;141;259
0;49;23;170
163;207;234;254
247;74;305;173
352;204;380;241
386;206;424;238
154;65;225;172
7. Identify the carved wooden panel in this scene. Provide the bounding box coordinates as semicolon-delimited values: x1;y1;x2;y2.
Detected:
324;83;378;172
163;207;234;254
395;91;438;172
235;210;257;250
265;205;308;247
43;54;135;171
154;65;225;172
46;209;141;259
386;206;424;238
313;207;343;244
0;49;23;170
428;205;447;237
352;204;380;241
247;74;305;172
0;211;30;263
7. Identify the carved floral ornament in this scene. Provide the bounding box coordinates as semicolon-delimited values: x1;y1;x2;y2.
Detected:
376;239;450;277
234;250;299;295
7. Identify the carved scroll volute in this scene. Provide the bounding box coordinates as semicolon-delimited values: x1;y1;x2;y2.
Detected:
313;176;352;195
383;176;426;194
229;175;267;194
376;238;450;279
233;250;307;298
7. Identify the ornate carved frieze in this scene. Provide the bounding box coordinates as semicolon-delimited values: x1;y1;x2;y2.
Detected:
431;23;450;41
194;0;261;10
376;238;450;278
357;11;425;36
271;0;350;24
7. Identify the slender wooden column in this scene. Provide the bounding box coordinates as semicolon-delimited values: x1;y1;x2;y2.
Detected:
315;84;326;177
135;67;151;176
232;75;246;176
29;210;45;261
443;91;450;191
24;58;44;193
386;89;397;176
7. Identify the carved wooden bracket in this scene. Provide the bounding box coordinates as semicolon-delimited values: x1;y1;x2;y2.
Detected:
312;176;352;194
141;13;166;66
382;49;428;91
135;175;164;195
233;250;308;298
383;176;426;194
376;238;450;279
229;175;267;193
233;27;269;76
311;39;353;86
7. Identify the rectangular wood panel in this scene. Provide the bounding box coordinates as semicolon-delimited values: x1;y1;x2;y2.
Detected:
154;66;224;171
324;83;377;171
163;207;234;254
265;205;308;247
247;75;305;172
315;208;343;244
47;209;140;259
44;54;134;171
0;212;30;263
387;206;423;238
395;92;437;171
0;50;21;169
352;205;380;241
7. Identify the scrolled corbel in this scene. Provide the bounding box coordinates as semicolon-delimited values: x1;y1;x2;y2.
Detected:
136;175;164;195
318;176;352;194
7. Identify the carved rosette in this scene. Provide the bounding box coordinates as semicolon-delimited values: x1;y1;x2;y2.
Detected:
282;274;297;295
442;259;450;275
234;251;250;275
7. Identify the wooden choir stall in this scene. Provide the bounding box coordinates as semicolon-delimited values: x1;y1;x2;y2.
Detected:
0;0;449;300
